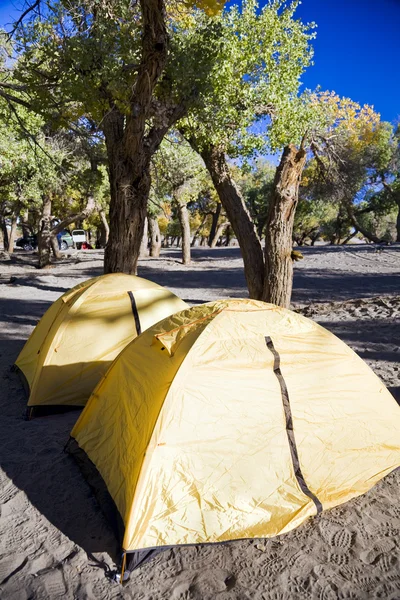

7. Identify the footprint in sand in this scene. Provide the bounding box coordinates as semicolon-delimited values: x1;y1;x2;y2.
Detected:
378;552;398;573
328;528;354;553
328;552;349;567
40;569;67;598
360;538;396;565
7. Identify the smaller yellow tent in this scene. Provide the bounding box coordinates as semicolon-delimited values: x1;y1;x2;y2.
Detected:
15;273;187;408
70;299;400;568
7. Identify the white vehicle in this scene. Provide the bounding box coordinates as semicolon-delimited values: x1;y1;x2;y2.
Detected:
72;229;87;247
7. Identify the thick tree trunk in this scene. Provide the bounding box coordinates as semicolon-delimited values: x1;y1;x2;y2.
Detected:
199;145;264;299
148;216;162;257
139;217;149;257
99;208;110;247
103;110;151;274
263;144;307;308
38;196;52;268
103;0;177;275
176;202;191;264
208;202;221;247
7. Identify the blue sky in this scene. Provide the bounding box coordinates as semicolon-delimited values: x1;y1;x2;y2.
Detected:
293;0;400;123
0;0;399;123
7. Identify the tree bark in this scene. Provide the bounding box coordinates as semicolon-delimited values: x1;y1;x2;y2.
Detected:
199;145;264;299
176;201;191;264
139;217;149;257
396;200;400;242
263;144;307;308
148;216;162;257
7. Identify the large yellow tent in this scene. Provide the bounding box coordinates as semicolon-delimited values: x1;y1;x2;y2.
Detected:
70;299;400;568
15;273;187;409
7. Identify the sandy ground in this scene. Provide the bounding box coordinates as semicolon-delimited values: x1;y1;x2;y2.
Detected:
0;244;399;599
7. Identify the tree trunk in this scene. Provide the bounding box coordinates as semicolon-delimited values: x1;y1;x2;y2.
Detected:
176;202;191;264
21;208;30;237
346;203;382;244
139;217;149;257
49;193;96;250
263;144;307;308
210;221;227;248
341;231;357;245
0;218;7;250
99;208;110;247
199;145;264;299
38;196;52;268
7;214;17;254
102;0;184;275
224;225;232;246
208;202;221;246
7;215;18;254
396;200;400;242
148;216;162;257
50;234;61;258
103;110;150;274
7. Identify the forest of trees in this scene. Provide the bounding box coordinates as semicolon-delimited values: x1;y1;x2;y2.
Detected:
0;0;399;307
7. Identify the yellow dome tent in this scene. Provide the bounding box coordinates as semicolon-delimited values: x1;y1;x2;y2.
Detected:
69;299;400;571
15;273;187;410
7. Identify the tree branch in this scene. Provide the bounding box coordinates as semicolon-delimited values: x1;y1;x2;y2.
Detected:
51;194;96;236
7;0;41;39
0;88;32;110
